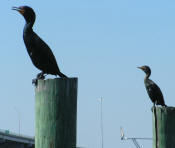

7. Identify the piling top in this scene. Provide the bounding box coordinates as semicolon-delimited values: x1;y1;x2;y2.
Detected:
37;78;78;83
36;78;78;90
152;106;175;114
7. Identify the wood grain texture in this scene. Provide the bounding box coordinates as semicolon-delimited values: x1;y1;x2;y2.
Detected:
35;78;78;148
153;107;175;148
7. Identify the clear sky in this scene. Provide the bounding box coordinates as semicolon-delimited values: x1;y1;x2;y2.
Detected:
1;0;175;147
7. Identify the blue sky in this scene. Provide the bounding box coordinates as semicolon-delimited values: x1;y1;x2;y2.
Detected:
1;0;175;147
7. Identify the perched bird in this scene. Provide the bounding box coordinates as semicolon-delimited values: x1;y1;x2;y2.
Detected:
138;65;166;107
12;6;67;82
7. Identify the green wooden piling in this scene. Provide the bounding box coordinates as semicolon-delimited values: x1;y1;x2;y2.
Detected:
153;107;175;148
35;78;78;148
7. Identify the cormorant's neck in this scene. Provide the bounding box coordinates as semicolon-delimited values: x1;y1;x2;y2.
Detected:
23;22;34;33
144;73;151;80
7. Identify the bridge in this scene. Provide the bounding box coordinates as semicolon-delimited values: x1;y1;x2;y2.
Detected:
0;129;34;148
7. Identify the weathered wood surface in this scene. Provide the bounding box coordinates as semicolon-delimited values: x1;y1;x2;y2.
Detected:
35;78;78;148
153;107;175;148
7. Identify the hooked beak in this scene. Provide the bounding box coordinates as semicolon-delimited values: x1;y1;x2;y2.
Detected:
137;66;144;70
12;6;25;15
12;6;20;11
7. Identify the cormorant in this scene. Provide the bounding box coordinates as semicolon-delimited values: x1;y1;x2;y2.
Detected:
138;65;166;107
12;6;67;82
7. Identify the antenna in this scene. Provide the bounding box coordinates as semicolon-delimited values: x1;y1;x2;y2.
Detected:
120;127;152;148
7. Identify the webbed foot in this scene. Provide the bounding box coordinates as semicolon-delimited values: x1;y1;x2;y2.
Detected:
32;78;38;86
37;72;45;80
32;72;46;86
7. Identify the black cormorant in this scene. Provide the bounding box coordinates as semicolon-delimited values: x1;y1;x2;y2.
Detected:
12;6;67;82
138;65;166;107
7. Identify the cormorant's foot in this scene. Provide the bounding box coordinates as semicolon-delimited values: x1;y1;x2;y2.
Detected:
151;105;156;112
37;72;45;80
32;78;38;86
163;104;167;108
32;72;46;86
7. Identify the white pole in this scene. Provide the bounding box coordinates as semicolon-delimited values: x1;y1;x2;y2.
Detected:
99;98;104;148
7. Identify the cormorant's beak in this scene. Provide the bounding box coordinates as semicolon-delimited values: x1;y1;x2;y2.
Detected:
12;6;25;15
137;66;144;70
12;6;20;11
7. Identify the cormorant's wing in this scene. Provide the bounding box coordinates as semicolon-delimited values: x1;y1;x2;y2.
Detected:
145;79;165;105
24;31;60;74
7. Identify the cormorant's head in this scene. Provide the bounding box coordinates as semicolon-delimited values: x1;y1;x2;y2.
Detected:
138;65;151;75
12;6;36;24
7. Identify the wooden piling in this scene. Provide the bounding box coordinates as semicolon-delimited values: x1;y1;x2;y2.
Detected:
35;78;78;148
153;107;175;148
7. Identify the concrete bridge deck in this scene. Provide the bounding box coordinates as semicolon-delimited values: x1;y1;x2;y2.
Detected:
0;129;34;148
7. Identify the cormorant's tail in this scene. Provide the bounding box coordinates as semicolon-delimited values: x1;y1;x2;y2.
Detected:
58;72;68;78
